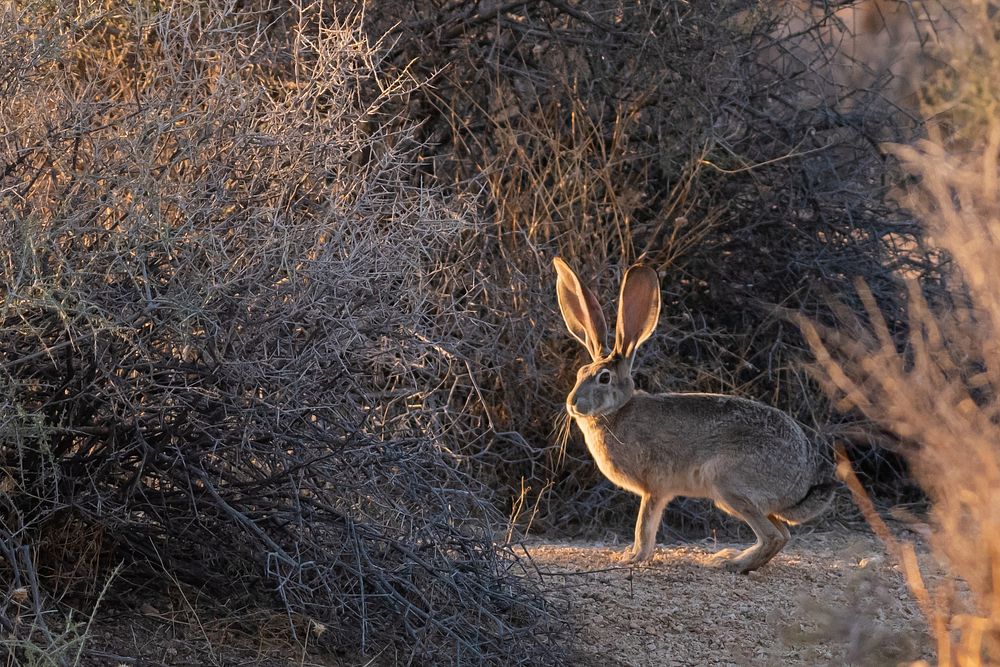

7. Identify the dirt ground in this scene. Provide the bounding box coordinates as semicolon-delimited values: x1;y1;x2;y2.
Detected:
526;526;932;667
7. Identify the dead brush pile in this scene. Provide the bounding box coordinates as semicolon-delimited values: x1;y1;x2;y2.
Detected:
368;0;946;529
0;3;563;664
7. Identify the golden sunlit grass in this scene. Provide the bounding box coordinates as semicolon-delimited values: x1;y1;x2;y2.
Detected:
800;3;1000;662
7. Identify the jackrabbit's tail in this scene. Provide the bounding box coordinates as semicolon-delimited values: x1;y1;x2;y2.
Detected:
775;481;837;524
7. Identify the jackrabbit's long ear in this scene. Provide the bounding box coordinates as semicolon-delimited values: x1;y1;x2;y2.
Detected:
614;264;660;364
553;257;608;360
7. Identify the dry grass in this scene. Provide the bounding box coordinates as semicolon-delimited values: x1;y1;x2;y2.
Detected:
800;2;1000;662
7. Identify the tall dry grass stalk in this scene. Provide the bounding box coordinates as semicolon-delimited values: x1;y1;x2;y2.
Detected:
800;3;1000;663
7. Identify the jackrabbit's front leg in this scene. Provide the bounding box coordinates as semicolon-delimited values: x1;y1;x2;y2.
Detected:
622;492;672;563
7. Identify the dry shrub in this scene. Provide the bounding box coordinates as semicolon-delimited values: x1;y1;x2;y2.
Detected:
0;3;563;664
366;0;944;531
800;2;1000;662
741;0;966;115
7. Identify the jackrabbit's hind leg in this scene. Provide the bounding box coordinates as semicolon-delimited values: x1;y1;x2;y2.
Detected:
707;495;787;573
769;514;791;542
622;493;672;564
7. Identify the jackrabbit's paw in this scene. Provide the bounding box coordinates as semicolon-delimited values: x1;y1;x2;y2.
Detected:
619;545;656;564
707;548;758;574
706;548;741;567
721;558;755;574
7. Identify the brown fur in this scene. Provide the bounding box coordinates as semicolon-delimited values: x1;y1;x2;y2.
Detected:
555;258;834;573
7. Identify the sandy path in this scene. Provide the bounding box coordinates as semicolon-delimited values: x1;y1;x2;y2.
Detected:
526;529;930;666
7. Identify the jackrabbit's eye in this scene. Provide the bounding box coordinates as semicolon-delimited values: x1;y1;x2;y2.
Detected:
597;370;612;385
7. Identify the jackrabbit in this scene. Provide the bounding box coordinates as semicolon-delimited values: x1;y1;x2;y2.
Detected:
554;257;834;573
